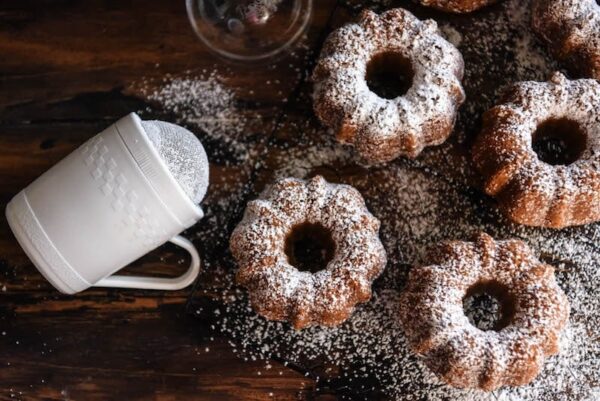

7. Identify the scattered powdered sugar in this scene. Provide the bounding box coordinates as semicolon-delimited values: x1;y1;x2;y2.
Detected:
138;71;252;159
449;0;561;139
133;0;600;398
136;74;266;268
205;144;600;400
463;291;502;332
271;139;353;179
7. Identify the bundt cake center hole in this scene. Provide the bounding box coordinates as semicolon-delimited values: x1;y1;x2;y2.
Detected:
366;51;414;100
532;118;587;166
463;280;516;332
284;222;336;273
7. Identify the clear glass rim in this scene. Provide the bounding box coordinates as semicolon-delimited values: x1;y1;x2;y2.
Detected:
185;0;313;62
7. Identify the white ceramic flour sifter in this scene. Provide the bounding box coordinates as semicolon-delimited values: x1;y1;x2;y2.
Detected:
5;113;209;294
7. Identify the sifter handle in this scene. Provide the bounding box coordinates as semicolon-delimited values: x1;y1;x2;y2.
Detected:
93;235;200;290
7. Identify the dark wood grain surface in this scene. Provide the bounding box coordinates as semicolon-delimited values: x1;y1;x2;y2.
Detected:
0;1;339;399
1;0;589;400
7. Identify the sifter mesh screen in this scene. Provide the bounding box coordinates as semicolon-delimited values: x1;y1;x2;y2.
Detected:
141;120;209;204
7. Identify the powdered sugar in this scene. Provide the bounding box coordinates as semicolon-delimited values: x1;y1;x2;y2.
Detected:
472;73;600;228
207;148;600;399
138;71;253;160
230;175;387;329
136;0;600;397
463;291;502;331
312;8;465;164
451;0;561;138
532;0;600;80
399;233;570;391
142;120;210;204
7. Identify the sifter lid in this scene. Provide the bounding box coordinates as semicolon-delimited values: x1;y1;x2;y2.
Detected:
141;120;209;205
114;113;207;228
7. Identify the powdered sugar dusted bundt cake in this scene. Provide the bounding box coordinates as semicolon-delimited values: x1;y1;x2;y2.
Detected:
416;0;499;13
230;176;387;329
532;0;600;80
472;72;600;228
399;233;570;391
312;8;465;165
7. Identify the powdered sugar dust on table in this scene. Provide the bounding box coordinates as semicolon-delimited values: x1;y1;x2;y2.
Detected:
0;1;598;400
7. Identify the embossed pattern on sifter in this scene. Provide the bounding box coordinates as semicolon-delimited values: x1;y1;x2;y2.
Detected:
186;0;600;400
81;135;166;247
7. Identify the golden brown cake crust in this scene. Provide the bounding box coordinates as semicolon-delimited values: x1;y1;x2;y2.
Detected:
532;0;600;79
312;8;465;165
230;176;387;330
398;233;570;391
472;72;600;228
416;0;499;13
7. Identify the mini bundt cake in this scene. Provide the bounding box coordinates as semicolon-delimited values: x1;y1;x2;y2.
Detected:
230;176;387;329
399;233;570;391
532;0;600;80
312;8;465;165
415;0;499;13
472;72;600;228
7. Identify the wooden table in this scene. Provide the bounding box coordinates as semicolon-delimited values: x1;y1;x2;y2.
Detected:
1;1;588;400
0;1;340;399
